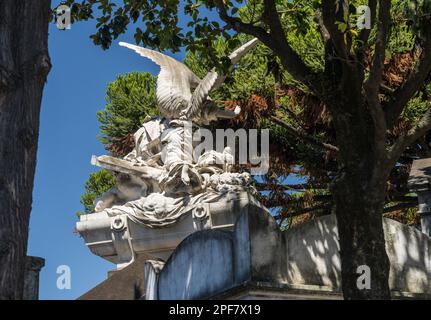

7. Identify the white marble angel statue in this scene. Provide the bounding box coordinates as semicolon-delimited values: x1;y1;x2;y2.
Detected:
91;38;259;226
118;38;259;192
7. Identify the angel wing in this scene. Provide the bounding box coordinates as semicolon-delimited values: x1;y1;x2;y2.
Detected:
120;38;259;121
119;42;201;118
187;38;259;118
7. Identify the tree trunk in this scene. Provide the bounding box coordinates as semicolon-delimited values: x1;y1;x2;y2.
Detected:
333;175;391;299
0;0;51;299
332;152;391;299
320;56;393;299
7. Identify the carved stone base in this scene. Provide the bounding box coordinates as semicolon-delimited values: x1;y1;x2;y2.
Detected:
76;191;266;269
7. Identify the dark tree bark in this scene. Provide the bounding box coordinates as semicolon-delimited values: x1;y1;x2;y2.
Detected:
0;0;51;299
318;0;393;298
324;67;391;299
332;168;391;299
328;90;392;298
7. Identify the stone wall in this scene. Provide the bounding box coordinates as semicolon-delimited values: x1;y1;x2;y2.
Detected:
153;207;431;299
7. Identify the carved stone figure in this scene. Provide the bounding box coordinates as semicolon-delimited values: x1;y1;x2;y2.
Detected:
90;38;259;228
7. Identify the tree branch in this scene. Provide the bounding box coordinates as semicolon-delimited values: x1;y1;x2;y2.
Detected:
274;203;331;220
255;182;328;191
363;0;391;150
315;10;331;43
322;0;348;60
262;0;286;44
380;83;395;94
270;115;339;153
214;0;321;94
357;0;377;57
383;202;417;214
214;0;271;42
273;197;417;220
365;0;391;93
273;201;417;221
384;24;431;128
389;103;431;162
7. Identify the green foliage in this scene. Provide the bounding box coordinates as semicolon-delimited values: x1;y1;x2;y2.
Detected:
97;72;158;147
402;84;431;125
185;36;276;101
385;1;417;54
278;1;324;72
78;169;116;215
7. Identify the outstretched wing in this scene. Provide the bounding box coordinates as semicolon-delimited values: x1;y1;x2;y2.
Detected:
119;42;201;117
187;38;259;118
